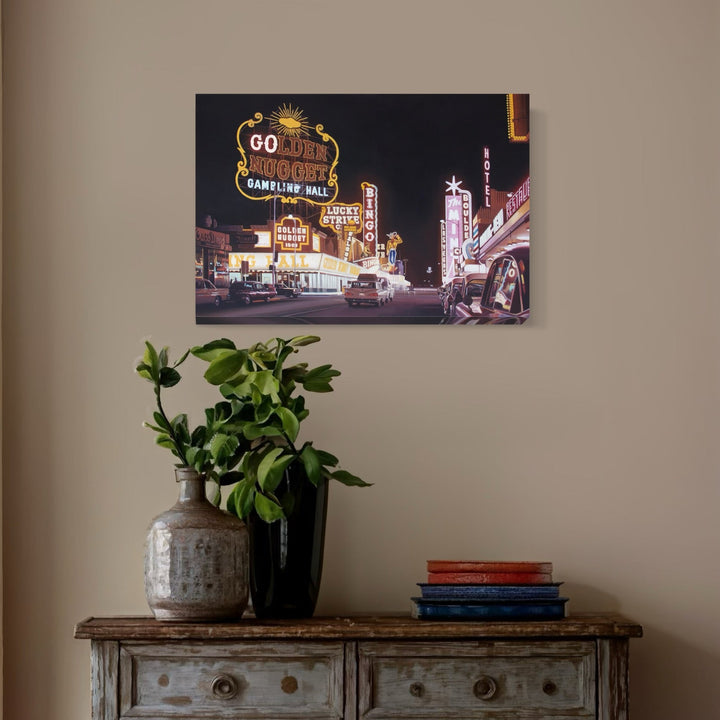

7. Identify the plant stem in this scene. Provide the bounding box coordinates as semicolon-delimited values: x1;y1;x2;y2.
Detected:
155;384;189;466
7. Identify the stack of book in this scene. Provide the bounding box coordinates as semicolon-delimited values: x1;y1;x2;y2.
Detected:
411;561;568;621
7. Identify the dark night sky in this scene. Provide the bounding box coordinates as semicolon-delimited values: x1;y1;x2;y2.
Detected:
196;94;529;283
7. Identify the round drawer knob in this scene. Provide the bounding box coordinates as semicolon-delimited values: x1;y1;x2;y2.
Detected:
473;675;498;700
543;680;558;695
281;676;299;694
211;673;239;700
409;681;425;698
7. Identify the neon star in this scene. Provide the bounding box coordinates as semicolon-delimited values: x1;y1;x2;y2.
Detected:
445;176;463;195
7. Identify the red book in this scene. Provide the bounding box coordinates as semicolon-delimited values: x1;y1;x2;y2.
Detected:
427;571;553;585
427;561;553;574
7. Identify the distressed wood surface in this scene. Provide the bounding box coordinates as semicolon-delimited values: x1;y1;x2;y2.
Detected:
90;641;118;720
79;615;642;720
75;613;643;642
597;638;630;720
358;640;596;719
117;640;344;718
344;641;358;720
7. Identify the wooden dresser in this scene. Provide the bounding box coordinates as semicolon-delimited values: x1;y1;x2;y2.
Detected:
75;613;642;720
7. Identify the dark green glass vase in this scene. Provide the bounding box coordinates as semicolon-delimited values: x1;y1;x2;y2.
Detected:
247;463;328;619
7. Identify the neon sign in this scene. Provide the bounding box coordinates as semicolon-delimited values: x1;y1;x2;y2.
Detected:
235;104;339;205
483;147;491;208
362;182;378;256
444;176;472;277
274;216;310;251
506;177;530;218
319;203;362;233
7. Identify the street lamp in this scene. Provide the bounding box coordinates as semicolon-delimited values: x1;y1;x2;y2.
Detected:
271;196;277;285
287;214;300;289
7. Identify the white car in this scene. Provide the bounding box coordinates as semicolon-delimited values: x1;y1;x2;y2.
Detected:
195;278;229;307
344;280;390;307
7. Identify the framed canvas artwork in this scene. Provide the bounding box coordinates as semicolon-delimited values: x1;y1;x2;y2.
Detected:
196;94;529;325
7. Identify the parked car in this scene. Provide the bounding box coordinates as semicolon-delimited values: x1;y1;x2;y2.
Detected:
344;279;390;307
452;244;529;324
459;273;486;306
275;282;301;298
439;277;464;315
195;277;229;308
229;280;273;305
262;283;278;299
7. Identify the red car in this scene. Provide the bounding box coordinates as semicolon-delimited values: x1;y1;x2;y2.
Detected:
229;280;273;305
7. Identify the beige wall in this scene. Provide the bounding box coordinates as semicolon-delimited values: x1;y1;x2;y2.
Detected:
3;0;719;718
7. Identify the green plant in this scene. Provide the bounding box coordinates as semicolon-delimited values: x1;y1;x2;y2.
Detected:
136;335;369;522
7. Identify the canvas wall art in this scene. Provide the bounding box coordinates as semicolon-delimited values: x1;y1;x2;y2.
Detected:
196;94;529;325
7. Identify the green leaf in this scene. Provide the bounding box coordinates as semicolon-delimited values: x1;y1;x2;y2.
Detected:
253;394;276;424
241;450;263;484
258;450;295;494
143;341;161;378
142;421;166;434
330;469;372;487
170;414;190;443
209;433;240;463
204;350;248;386
300;444;322;486
288;335;321;347
217;470;244;487
153;411;172;432
213;401;233;423
303;364;339;380
254;492;285;522
301;364;341;393
190;425;207;446
191;338;237;362
208;480;221;507
282;363;309;383
274;407;300;443
316;449;339;467
159;366;181;388
243;423;284;440
135;362;153;381
257;447;284;490
227;480;255;520
302;379;334;393
173;348;191;368
155;434;175;450
249;370;281;400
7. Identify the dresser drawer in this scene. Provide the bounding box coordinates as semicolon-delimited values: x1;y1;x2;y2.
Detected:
118;640;345;718
358;640;596;719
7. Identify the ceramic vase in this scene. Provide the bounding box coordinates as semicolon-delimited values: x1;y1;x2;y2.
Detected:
247;462;328;619
145;467;249;621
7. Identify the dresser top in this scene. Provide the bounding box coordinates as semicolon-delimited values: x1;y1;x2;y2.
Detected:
75;613;642;641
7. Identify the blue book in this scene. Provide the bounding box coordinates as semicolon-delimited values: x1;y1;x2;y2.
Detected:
411;597;568;621
417;583;562;601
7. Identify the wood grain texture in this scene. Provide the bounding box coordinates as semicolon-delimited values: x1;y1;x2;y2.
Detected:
597;638;630;720
90;641;118;720
78;615;642;720
118;640;344;718
358;641;596;719
75;613;643;641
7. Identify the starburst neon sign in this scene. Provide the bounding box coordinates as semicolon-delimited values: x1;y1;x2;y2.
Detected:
235;103;339;206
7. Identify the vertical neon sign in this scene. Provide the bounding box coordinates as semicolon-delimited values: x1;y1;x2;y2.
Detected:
361;182;378;256
483;147;491;208
444;176;473;282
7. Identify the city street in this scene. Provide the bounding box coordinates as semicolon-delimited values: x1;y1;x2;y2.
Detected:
197;288;445;325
